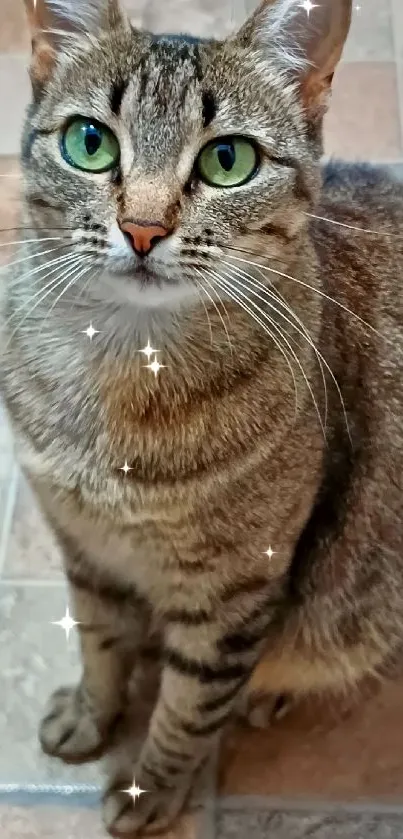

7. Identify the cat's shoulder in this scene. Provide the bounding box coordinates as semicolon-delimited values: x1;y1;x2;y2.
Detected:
320;159;403;216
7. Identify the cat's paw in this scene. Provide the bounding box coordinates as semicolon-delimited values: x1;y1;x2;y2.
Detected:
39;685;110;763
102;772;191;836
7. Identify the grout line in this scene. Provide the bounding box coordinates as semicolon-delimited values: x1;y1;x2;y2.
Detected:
0;785;100;810
0;461;19;579
218;795;403;817
0;783;100;795
0;578;66;587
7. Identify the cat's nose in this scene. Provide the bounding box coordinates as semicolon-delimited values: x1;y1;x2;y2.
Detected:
120;219;170;257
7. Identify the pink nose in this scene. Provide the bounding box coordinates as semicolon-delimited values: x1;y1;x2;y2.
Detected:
120;219;169;256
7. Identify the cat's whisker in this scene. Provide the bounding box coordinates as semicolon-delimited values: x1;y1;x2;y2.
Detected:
192;275;214;348
222;258;329;429
5;256;92;346
194;268;234;356
223;244;277;261
223;258;352;443
251;262;329;432
304;211;402;238
227;252;385;342
0;243;72;274
211;267;326;440
3;254;83;327
205;268;300;424
0;236;67;249
37;259;95;337
0;227;75;233
5;252;79;294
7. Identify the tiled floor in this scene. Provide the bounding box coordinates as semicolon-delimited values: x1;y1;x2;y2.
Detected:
1;2;403;839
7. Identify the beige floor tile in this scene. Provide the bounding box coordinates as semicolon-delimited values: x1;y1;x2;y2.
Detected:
124;0;149;27
143;0;247;38
325;63;402;161
0;157;22;243
391;0;403;63
342;0;394;63
0;401;16;571
0;56;30;157
3;475;64;580
219;678;403;801
0;583;102;785
217;811;403;839
0;803;198;839
0;0;30;53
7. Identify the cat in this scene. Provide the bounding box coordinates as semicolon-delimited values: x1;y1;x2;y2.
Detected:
1;0;403;835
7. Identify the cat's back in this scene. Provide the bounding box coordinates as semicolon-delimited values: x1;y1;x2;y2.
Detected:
312;160;403;467
316;160;403;260
314;160;403;337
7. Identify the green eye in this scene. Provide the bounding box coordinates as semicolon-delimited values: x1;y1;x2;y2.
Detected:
197;137;259;188
61;118;120;173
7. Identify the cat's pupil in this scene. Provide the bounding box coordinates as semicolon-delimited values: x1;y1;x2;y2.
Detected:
84;126;102;156
217;143;235;172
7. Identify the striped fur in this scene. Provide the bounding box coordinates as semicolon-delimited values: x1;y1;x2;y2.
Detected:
1;0;403;835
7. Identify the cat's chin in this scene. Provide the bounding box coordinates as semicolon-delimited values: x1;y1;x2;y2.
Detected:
94;269;200;311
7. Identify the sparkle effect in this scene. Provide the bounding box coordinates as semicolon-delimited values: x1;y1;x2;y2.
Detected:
120;460;133;475
264;546;276;560
139;340;159;361
299;0;319;16
51;606;80;641
123;779;148;803
82;323;99;341
145;356;166;377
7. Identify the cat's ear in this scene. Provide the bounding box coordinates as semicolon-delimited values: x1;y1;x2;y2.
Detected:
24;0;129;92
237;0;352;123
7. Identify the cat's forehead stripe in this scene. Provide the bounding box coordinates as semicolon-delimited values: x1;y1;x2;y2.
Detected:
110;78;129;117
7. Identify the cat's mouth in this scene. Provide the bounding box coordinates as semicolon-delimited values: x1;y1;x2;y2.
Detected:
113;263;180;290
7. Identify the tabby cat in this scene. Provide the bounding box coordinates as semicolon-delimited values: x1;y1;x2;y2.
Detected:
1;0;403;834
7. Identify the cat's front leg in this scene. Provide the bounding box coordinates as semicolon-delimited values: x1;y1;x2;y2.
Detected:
40;578;148;763
103;596;271;835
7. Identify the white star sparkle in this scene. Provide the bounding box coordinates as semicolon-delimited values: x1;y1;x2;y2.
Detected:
120;460;133;475
82;323;99;341
299;0;319;16
145;356;166;377
139;340;159;361
51;606;80;641
264;546;276;560
122;779;147;803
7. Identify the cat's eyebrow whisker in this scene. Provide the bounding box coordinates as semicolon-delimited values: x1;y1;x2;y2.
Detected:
194;268;234;356
227;252;385;342
206;267;300;425
304;211;402;238
212;266;327;441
